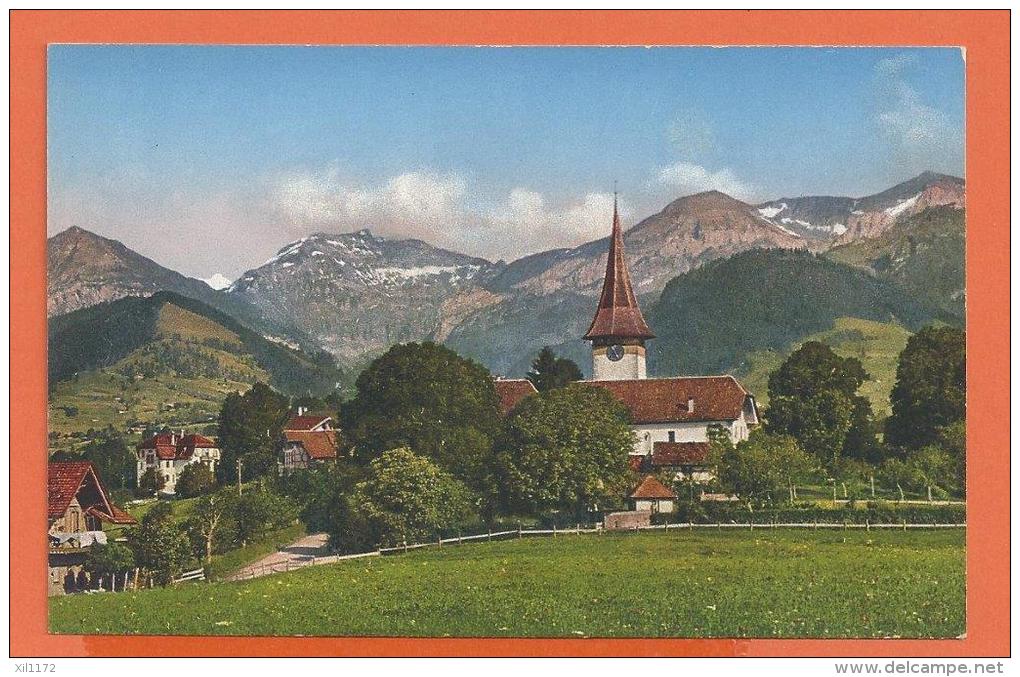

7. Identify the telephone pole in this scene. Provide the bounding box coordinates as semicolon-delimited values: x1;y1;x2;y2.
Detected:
236;458;243;497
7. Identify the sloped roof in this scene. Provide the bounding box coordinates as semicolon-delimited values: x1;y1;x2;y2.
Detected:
285;414;333;431
584;376;751;424
584;198;655;341
493;379;538;415
652;441;711;466
630;475;677;500
284;429;339;460
48;461;136;524
139;432;217;460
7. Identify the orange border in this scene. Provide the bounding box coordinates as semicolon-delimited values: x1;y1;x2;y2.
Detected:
11;9;1009;657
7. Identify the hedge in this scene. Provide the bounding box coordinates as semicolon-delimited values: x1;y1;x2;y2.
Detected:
650;501;965;526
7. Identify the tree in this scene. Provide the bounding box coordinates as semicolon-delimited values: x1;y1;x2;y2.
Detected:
175;463;216;498
495;383;634;516
84;541;135;578
136;467;165;497
82;433;136;490
330;448;476;550
234;487;299;547
526;347;583;392
342;342;501;490
885;326;966;450
128;502;191;586
216;382;291;483
766;341;879;465
709;429;814;505
908;446;958;502
184;490;238;563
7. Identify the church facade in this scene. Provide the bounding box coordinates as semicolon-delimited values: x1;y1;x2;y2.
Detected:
581;198;759;480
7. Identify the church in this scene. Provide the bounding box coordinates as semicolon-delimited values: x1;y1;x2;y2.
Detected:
581;197;759;480
497;198;759;483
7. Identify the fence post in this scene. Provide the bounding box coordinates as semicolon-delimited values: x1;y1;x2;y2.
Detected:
749;519;753;532
576;523;580;535
553;523;557;538
689;520;693;531
903;519;907;532
866;519;870;532
488;529;492;542
517;522;522;539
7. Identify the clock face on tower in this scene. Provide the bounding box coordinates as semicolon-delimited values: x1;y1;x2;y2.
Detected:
606;344;625;362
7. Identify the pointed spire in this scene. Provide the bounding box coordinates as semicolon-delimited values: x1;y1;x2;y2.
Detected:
583;195;655;341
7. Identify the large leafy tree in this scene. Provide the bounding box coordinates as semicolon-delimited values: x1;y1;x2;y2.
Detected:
885;325;966;450
330;448;476;551
127;502;191;586
342;342;501;490
82;433;136;490
84;541;136;577
766;341;879;465
526;347;584;392
495;383;634;516
709;429;814;504
174;463;216;498
216;382;291;483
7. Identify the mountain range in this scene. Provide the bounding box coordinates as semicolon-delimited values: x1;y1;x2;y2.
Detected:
48;171;966;390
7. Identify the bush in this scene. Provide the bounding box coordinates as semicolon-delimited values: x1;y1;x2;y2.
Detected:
175;463;216;498
84;541;135;577
135;467;165;497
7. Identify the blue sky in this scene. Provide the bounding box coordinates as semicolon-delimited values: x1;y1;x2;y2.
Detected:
48;46;964;279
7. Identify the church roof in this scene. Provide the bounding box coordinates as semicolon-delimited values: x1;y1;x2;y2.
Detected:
584;376;752;424
493;378;538;415
583;197;655;341
630;475;677;500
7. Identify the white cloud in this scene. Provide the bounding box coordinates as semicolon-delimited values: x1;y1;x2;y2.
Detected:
656;161;756;201
267;164;627;262
873;54;963;174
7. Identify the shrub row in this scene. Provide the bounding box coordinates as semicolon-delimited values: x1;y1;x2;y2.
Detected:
650;501;966;526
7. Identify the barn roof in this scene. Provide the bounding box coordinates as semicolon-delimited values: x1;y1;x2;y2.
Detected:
284;414;333;431
48;461;136;525
283;429;340;460
629;475;677;500
584;375;752;424
651;441;711;466
493;378;538;415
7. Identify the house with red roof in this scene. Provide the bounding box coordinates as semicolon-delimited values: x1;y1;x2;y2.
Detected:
48;461;136;595
278;409;340;473
136;431;221;494
493;378;538;415
581;198;759;487
629;475;677;513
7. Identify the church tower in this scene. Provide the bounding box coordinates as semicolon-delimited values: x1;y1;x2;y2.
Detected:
584;195;655;381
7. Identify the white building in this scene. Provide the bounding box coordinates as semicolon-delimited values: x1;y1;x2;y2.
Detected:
136;432;221;494
581;197;759;482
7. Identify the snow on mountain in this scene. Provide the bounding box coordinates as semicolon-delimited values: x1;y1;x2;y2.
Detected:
202;273;233;290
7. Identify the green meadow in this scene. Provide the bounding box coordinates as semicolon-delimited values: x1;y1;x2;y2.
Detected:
50;529;965;639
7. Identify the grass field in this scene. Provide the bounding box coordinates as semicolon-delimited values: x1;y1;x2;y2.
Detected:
50;529;964;638
738;317;912;417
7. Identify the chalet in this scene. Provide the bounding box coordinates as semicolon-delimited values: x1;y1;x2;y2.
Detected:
48;461;136;595
493;378;538;415
629;475;677;513
136;432;221;494
278;410;339;473
582;197;759;485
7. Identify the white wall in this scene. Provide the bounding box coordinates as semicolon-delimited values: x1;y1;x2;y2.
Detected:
591;346;646;380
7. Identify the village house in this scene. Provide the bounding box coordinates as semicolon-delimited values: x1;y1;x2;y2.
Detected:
493;377;538;415
277;409;340;474
582;198;759;488
48;460;136;595
136;432;221;494
629;475;677;513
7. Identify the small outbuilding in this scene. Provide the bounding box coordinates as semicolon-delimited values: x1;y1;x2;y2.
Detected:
628;475;677;514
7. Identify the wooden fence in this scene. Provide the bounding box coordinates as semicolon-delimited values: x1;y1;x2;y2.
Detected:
179;520;971;583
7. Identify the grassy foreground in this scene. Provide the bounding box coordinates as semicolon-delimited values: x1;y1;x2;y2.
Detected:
50;529;964;638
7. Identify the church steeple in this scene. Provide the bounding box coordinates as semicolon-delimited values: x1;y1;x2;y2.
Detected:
584;194;655;342
585;195;654;381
